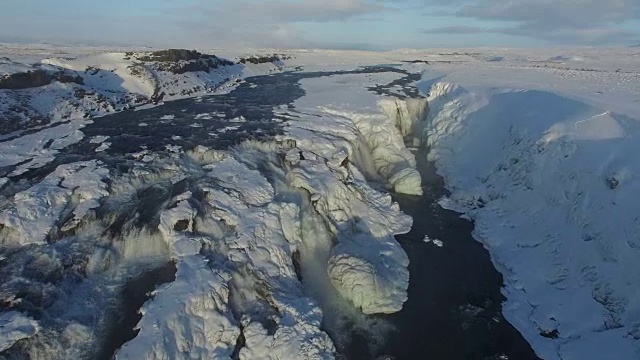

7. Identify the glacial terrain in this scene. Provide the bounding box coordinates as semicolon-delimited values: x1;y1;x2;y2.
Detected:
1;44;639;359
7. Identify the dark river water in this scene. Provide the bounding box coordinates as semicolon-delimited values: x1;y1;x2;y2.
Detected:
1;66;539;360
374;147;538;360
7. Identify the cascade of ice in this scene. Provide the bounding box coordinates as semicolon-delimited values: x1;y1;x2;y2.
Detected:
321;98;428;196
379;97;430;147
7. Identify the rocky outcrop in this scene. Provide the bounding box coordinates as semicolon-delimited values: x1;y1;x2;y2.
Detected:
135;49;211;62
54;71;84;85
0;70;52;90
0;69;84;90
135;49;235;74
239;54;290;65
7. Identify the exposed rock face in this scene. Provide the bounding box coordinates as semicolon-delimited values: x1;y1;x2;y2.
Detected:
0;69;84;90
0;70;52;90
135;49;235;74
54;71;84;85
136;49;211;63
239;54;290;65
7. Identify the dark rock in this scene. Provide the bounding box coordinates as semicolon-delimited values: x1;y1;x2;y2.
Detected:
0;70;52;89
138;49;209;62
173;219;190;231
136;49;235;74
55;71;84;85
539;329;559;339
238;54;290;65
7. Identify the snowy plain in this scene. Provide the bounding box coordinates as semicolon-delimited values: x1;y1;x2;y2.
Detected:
0;43;639;359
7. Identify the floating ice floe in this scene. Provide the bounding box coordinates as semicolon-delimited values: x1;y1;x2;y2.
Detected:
423;235;444;247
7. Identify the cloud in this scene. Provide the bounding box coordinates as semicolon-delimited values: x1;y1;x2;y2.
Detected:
165;0;388;48
185;0;385;23
423;25;494;35
0;0;637;49
424;24;638;44
457;0;638;30
249;0;385;22
421;0;640;44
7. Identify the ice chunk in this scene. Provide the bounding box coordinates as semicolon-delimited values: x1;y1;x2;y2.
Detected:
423;235;443;247
0;312;39;352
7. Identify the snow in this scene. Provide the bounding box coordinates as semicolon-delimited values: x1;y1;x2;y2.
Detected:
0;57;36;76
421;75;640;358
274;72;419;314
206;157;274;207
43;53;156;97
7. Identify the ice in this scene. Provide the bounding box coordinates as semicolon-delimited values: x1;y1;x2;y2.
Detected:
89;135;109;144
195;112;213;120
423;235;443;247
0;121;87;173
292;73;425;196
378;97;429;143
0;312;39;352
229;116;247;123
95;142;111;152
0;160;109;247
287;152;411;314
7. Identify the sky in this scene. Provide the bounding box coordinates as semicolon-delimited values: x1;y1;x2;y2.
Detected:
0;0;639;50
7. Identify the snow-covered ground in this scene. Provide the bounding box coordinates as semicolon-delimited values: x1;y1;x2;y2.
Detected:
1;44;639;359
